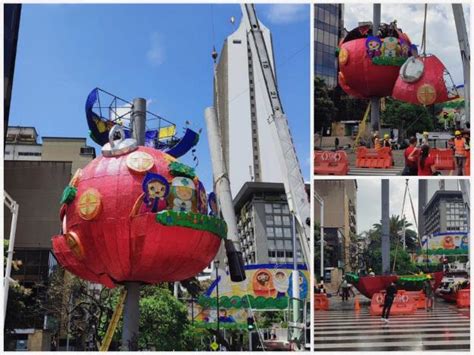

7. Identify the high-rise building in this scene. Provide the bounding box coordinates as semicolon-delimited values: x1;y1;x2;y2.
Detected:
314;4;345;88
314;180;357;272
214;14;284;197
424;190;469;236
232;182;307;266
5;126;43;160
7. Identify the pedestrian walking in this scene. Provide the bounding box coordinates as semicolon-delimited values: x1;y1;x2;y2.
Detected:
453;130;468;176
338;279;350;302
381;282;397;322
335;137;340;151
423;275;435;312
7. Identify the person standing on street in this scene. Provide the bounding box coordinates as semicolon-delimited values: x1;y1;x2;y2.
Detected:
453;130;468;176
423;276;435;311
338;279;350;302
381;282;397;322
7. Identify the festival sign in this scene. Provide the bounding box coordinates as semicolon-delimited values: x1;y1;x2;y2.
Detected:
194;264;309;328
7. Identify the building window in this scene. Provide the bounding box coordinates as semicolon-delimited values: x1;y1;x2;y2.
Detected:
268;251;276;258
18;152;41;156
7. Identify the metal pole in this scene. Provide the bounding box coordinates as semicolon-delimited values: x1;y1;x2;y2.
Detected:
370;4;381;135
381;180;390;275
418;180;428;244
314;192;324;280
248;330;252;351
291;212;301;344
215;262;220;349
121;97;146;351
452;4;470;124
204;107;246;282
3;191;19;328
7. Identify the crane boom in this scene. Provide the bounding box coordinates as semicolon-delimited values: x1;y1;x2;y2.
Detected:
241;4;311;271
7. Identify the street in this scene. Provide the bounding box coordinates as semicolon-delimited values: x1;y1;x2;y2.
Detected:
314;295;470;351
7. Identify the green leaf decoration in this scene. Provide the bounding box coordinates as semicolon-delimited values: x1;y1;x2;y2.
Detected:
60;185;77;204
168;161;196;179
345;272;359;284
156;210;227;239
372;56;407;67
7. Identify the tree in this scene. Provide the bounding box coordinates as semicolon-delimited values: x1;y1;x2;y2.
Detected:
381;98;435;139
372;215;419;252
314;78;337;134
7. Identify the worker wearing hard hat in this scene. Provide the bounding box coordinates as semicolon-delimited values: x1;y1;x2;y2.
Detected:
422;131;430;147
383;134;391;148
373;132;382;150
453;130;469;176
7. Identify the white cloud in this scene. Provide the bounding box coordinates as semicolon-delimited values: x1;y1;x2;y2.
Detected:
265;4;307;25
344;4;470;86
146;32;165;66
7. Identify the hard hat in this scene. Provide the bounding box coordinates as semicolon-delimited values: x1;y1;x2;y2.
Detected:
423;131;429;136
426;274;432;280
455;130;461;136
384;134;389;139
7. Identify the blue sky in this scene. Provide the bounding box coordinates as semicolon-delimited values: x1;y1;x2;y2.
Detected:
9;4;310;189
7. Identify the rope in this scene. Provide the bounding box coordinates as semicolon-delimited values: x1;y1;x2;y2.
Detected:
420;4;428;56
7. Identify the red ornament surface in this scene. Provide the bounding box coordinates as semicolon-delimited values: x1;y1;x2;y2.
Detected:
338;38;404;98
52;147;222;288
392;55;458;105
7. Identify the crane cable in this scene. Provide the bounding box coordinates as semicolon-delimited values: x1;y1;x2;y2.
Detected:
420;4;428;56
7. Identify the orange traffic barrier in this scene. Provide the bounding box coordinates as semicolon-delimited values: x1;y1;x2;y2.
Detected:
431;148;455;171
314;150;349;175
456;288;470;308
314;293;329;311
369;290;417;316
354;295;360;312
406;290;426;309
355;147;392;168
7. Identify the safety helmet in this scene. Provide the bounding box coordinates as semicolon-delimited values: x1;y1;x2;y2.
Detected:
423;131;429;136
455;130;462;136
384;134;389;139
426;274;432;280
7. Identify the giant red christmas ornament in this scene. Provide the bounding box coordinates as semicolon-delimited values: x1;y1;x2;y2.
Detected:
338;24;413;98
392;55;459;105
52;142;226;288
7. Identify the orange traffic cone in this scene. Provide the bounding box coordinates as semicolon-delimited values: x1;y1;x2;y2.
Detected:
354;295;360;312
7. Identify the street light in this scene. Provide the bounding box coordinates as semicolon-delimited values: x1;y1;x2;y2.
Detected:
314;192;324;281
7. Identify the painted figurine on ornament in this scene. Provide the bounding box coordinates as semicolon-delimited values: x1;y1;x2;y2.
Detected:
365;36;382;58
142;172;169;213
381;37;400;58
170;177;196;212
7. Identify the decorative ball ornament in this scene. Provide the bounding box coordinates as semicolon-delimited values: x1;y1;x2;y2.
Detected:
52;146;225;288
417;84;437;105
77;188;102;220
126;151;155;174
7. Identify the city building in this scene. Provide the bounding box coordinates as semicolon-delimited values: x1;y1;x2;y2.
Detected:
314;180;357;272
5;126;42;160
231;182;306;266
314;4;345;88
424;190;469;236
214;14;284;197
4;126;96;351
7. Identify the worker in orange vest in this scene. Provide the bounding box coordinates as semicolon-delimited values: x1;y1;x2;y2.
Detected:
453;130;468;176
373;133;382;150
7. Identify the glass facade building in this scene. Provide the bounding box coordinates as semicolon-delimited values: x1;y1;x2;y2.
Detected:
424;190;468;235
314;4;344;88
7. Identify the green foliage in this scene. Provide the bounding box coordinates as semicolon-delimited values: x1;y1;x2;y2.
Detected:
197;294;288;310
314;78;337;133
168;161;196;179
372;56;407;66
330;86;370;123
60;185;77;204
380;98;434;139
156;210;227;239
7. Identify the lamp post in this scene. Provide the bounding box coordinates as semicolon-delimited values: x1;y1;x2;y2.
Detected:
214;260;220;340
314;192;324;281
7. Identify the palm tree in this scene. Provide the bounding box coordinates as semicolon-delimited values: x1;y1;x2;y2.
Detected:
372;215;418;252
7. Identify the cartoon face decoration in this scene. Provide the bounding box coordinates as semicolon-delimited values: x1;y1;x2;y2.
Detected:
288;271;308;299
382;37;400;58
274;271;289;295
443;236;455;250
208;192;218;216
365;36;382;58
399;39;410;57
170;177;196;212
252;269;276;297
197;181;208;215
142;172;170;212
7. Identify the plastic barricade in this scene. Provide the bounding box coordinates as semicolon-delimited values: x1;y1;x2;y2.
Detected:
406;290;426;309
369;290;417;316
456;288;470;308
355;147;392;168
314;150;349;175
431;148;455;171
314;293;329;311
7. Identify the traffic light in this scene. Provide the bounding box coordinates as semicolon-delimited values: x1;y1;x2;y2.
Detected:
247;317;255;331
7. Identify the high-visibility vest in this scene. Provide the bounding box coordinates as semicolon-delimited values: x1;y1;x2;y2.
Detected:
454;138;467;156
